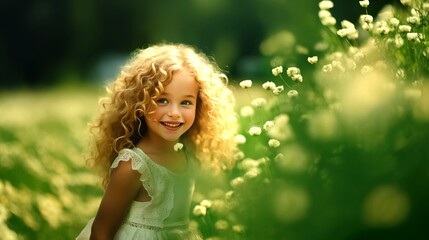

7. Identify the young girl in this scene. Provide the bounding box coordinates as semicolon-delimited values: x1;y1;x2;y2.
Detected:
76;43;237;239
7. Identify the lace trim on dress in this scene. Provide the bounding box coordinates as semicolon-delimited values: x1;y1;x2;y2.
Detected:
110;148;175;226
110;149;154;197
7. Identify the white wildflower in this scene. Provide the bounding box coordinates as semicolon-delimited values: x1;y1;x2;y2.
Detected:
406;32;420;41
337;29;348;38
263;120;274;130
248;126;262;136
193;205;207;217
319;0;334;10
407;16;420;25
361;22;373;31
360;14;374;24
399;25;412;32
318;10;332;19
376;25;390;35
244;167;261;179
230;177;244;188
337;26;358;39
287;90;299;98
262;81;276;90
291;74;303;82
200;199;212;208
307;56;318;64
273;85;284;95
174;142;183;151
286;67;301;77
240;158;260;170
251;97;267;107
390;17;400;27
359;0;369;8
347;30;359;40
239;80;252;89
240;105;254;117
272;66;283;76
341;20;355;29
322;64;333;73
321;16;337;26
268;139;281;148
234;134;247;144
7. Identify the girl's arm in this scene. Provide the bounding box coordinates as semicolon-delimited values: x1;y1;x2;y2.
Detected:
90;160;142;240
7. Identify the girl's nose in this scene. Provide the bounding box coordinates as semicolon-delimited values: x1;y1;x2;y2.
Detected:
167;105;181;118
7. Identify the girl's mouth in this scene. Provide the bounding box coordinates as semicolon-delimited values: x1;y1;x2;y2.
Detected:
161;122;183;129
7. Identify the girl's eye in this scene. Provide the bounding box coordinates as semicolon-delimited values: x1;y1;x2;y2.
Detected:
181;100;193;105
157;98;168;104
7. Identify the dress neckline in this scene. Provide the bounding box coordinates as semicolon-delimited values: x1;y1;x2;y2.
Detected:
133;147;190;176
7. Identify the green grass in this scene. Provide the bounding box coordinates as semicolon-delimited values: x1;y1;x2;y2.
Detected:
0;87;103;240
1;83;429;240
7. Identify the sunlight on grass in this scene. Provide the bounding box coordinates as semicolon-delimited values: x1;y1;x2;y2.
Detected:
0;87;103;239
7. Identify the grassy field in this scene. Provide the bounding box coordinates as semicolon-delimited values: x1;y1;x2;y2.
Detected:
1;80;429;240
0;87;104;239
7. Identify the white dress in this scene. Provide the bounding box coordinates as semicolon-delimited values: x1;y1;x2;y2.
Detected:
76;148;202;240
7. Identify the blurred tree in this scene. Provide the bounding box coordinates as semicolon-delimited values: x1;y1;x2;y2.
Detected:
0;0;392;88
0;0;71;87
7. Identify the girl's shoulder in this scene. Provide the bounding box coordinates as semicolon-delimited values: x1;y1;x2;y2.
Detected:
112;147;173;173
110;148;150;172
112;147;200;179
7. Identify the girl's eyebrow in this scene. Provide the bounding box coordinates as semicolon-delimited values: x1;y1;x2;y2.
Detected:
184;94;197;99
160;92;196;99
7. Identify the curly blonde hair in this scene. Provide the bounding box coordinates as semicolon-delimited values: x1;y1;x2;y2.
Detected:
88;43;237;188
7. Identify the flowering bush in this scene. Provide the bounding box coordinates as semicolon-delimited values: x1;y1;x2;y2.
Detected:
191;0;429;239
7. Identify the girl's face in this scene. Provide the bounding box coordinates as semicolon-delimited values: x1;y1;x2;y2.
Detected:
144;70;199;143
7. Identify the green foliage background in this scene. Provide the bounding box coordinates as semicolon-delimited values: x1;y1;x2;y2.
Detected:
2;0;429;240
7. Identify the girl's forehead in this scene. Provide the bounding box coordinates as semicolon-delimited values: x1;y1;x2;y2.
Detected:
171;70;198;82
164;70;199;92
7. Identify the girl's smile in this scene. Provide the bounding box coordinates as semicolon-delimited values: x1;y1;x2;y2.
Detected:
143;70;199;143
161;121;184;130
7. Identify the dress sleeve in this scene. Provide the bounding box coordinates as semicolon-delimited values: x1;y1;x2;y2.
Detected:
110;149;155;200
110;148;176;225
